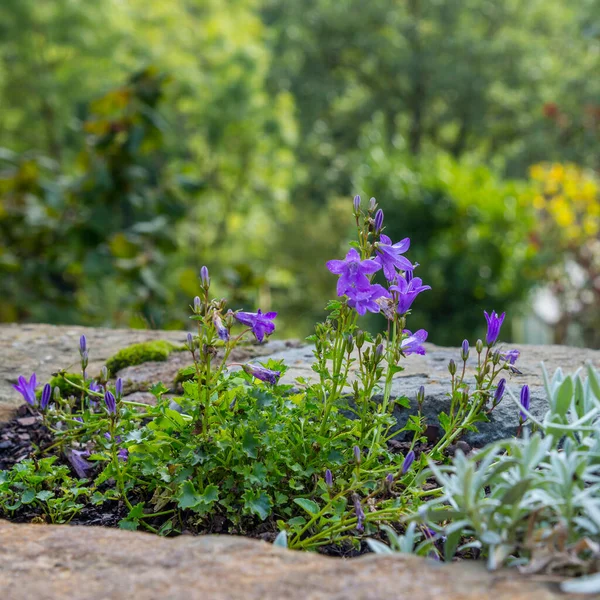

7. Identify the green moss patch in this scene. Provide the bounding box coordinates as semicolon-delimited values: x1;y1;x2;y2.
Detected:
106;340;182;374
37;372;84;400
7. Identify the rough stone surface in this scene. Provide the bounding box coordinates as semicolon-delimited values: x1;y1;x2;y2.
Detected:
0;520;583;600
1;323;599;443
268;343;600;445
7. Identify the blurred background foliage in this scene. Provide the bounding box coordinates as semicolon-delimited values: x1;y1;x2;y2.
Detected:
0;0;598;346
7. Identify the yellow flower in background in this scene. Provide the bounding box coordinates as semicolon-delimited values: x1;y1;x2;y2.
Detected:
526;162;599;247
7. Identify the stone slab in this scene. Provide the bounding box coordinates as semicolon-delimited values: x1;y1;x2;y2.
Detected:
0;520;582;600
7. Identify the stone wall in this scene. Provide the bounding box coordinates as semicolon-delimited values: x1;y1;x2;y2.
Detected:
1;323;599;444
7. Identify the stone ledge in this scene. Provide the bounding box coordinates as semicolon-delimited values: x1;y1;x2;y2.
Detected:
0;520;583;600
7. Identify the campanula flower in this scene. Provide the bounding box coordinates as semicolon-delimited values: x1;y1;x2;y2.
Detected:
493;378;506;406
325;469;333;488
354;497;365;532
79;335;87;355
193;296;201;313
67;449;92;479
242;363;282;385
461;340;470;361
40;383;51;410
353;445;361;464
234;309;277;343
520;385;530;421
118;448;129;462
104;390;116;415
374;235;413;281
13;374;37;406
390;275;431;314
501;349;520;365
89;381;101;393
327;248;381;296
346;284;389;316
200;266;210;288
115;378;123;399
213;313;230;341
374;208;384;232
484;310;506;346
353;195;361;213
400;329;428;356
402;450;416;474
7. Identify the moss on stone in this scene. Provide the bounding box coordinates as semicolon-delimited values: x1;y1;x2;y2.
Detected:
42;372;84;399
106;340;182;375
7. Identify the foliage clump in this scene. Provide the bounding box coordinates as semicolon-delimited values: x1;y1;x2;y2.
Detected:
105;341;181;374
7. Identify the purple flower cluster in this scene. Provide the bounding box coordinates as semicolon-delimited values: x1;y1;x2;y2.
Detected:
235;309;277;343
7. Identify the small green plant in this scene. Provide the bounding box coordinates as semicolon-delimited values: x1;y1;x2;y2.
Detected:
105;340;182;373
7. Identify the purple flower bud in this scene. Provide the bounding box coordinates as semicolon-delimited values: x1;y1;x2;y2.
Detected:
369;197;377;211
374;208;384;231
103;432;111;440
354;497;365;532
40;383;51;410
79;335;87;355
115;378;123;399
402;450;415;474
461;339;470;361
484;310;506;347
325;469;333;488
375;343;384;358
353;445;361;464
193;296;202;313
353;195;361;212
104;390;116;415
200;266;210;288
448;359;457;376
386;473;394;485
520;385;530;421
213;313;230;341
186;332;194;351
242;363;282;385
416;385;425;406
118;448;129;462
493;378;506;406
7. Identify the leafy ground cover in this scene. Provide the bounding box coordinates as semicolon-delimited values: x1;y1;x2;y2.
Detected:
1;197;599;593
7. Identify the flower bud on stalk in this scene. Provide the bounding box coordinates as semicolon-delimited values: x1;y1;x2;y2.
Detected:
200;266;210;289
193;296;202;314
53;386;61;402
493;378;506;407
375;343;384;359
492;350;501;365
461;388;470;406
461;340;470;362
40;383;51;410
104;390;117;415
448;359;457;376
356;330;365;349
325;469;333;488
374;209;384;232
213;313;230;342
519;385;530;421
475;339;484;354
345;334;355;354
186;332;194;351
402;450;415;474
353;195;361;213
353;445;361;465
115;378;123;400
101;366;109;384
416;385;425;409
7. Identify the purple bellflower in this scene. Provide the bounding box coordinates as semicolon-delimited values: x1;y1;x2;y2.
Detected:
400;330;428;356
374;235;413;282
493;378;506;406
325;469;333;488
235;309;277;343
68;449;92;479
374;208;384;232
346;284;389;316
402;450;415;474
484;310;506;346
353;195;361;213
104;390;116;415
213;313;230;341
353;445;361;464
115;378;123;399
200;266;210;288
40;383;51;410
461;340;470;361
118;448;129;462
520;385;530;421
390;275;431;314
242;363;281;385
13;374;37;406
354;497;365;532
327;248;381;296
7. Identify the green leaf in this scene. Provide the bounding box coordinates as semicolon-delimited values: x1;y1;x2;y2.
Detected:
554;376;573;416
177;481;219;514
177;481;200;510
242;490;272;520
438;412;451;434
118;518;139;531
287;516;306;527
294;498;319;515
36;490;54;502
21;489;36;504
242;431;259;458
